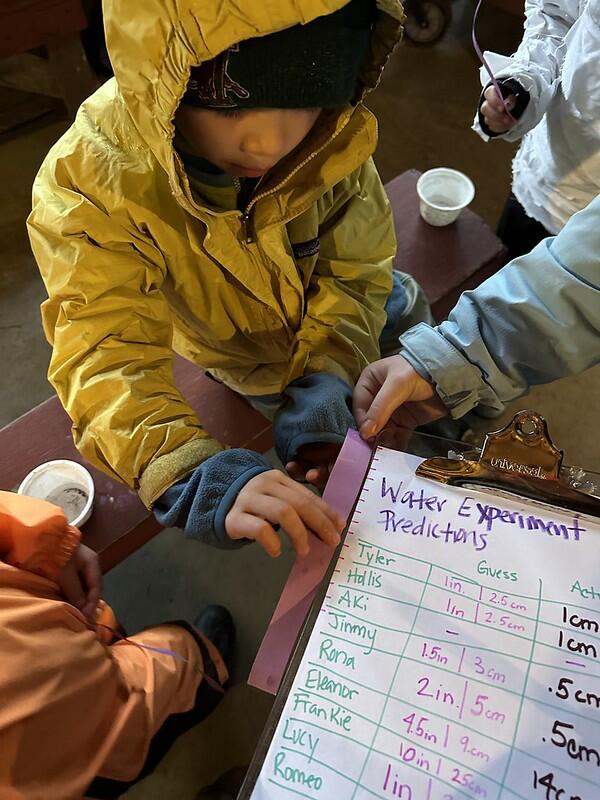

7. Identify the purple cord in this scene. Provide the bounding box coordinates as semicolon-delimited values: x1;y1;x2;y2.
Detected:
472;0;518;123
99;623;226;693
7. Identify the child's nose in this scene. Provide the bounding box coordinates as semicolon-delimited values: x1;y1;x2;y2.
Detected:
240;124;284;161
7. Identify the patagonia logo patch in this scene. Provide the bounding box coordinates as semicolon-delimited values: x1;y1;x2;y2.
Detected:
292;237;320;260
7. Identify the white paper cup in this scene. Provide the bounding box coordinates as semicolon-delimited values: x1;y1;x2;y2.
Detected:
18;459;95;528
416;168;475;226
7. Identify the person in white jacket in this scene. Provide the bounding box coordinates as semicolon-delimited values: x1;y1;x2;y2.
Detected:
474;0;600;261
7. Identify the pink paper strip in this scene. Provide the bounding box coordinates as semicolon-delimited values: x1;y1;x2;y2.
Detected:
248;430;373;693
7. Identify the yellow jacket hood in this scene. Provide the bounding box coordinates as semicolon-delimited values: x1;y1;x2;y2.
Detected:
28;0;404;506
103;0;404;187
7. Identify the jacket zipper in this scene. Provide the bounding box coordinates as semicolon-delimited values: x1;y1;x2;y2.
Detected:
231;176;257;241
241;210;252;244
239;116;350;244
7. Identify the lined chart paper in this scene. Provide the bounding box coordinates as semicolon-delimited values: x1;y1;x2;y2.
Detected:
251;446;600;800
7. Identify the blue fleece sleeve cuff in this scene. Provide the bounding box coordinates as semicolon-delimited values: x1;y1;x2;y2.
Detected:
273;372;355;465
154;449;272;548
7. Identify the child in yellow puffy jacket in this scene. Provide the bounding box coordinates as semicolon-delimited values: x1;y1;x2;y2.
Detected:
0;491;232;799
28;0;431;559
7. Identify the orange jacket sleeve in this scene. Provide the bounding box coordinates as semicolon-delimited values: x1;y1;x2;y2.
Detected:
0;491;80;581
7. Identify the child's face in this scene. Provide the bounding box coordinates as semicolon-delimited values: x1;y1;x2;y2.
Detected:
175;106;322;178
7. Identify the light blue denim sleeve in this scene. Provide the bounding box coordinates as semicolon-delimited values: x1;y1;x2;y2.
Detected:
399;195;600;418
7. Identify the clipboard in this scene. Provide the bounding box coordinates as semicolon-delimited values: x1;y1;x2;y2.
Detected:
415;410;600;518
240;411;600;800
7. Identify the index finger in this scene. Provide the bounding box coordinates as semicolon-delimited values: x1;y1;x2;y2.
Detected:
274;474;346;534
353;372;378;428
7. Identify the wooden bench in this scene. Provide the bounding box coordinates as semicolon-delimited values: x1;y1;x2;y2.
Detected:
386;169;506;321
0;0;99;120
0;359;273;572
0;170;505;571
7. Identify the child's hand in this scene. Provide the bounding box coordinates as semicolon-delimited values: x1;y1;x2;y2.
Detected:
481;85;517;134
285;442;341;489
225;470;345;558
58;543;102;622
353;355;441;438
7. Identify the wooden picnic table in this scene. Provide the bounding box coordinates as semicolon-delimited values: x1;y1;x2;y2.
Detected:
0;170;505;571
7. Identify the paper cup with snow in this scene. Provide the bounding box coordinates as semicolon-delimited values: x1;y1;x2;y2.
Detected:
417;168;475;226
18;459;95;528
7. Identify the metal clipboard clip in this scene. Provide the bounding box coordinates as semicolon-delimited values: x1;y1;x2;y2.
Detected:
416;410;600;518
